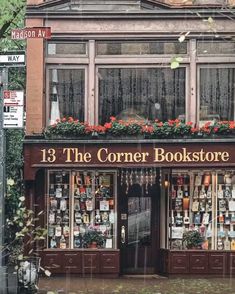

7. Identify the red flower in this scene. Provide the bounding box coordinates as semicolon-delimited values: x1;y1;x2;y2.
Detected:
104;122;112;129
186;122;193;126
204;122;211;128
191;127;199;133
142;125;154;133
214;127;219;133
110;116;116;122
62;117;67;122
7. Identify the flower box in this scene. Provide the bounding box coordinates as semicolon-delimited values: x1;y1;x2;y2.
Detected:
44;117;235;140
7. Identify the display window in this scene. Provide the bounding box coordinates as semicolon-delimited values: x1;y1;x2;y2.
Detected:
169;169;235;251
47;170;117;249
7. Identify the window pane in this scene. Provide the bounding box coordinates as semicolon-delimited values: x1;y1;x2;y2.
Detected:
98;68;186;124
200;68;235;122
197;41;235;55
128;197;151;246
47;171;116;249
97;41;187;55
47;43;86;55
49;69;85;124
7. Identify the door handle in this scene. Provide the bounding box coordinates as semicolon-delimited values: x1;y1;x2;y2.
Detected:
121;225;126;244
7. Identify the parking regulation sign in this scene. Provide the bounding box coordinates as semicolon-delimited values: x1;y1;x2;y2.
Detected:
3;90;24;128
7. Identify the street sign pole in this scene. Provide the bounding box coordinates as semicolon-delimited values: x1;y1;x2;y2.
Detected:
0;67;7;261
0;67;7;292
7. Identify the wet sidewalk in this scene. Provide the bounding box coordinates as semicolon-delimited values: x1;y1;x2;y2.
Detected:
38;275;235;294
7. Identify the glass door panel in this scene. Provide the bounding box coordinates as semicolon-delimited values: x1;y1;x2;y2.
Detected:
128;197;151;246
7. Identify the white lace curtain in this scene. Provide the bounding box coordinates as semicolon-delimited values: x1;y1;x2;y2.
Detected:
49;69;85;124
200;68;235;121
98;67;186;124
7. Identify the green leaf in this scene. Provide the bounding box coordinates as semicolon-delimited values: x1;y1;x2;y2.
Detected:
7;178;14;186
175;57;183;62
19;196;25;202
178;35;185;43
170;61;180;69
208;17;214;24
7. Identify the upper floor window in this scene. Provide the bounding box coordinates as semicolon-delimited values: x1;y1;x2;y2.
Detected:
98;67;186;124
199;67;235;123
48;68;85;125
47;43;87;56
96;41;187;56
197;41;235;56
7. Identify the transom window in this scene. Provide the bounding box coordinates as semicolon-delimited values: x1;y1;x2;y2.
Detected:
47;43;87;56
96;41;187;56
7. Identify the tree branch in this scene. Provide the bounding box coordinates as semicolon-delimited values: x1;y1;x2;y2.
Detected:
0;4;25;39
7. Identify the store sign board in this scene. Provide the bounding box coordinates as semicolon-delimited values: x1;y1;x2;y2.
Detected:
3;90;24;128
39;147;230;164
11;27;51;40
24;142;235;180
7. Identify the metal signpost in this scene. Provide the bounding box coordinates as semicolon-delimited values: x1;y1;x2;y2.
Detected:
0;67;8;293
0;52;25;292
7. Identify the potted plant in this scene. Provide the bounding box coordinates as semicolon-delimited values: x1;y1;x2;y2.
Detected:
182;230;204;249
83;230;105;248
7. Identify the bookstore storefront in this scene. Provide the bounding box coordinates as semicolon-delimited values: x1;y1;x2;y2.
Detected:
24;140;235;276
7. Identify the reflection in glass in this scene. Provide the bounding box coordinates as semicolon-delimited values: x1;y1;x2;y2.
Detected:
128;197;151;246
47;43;86;55
200;68;235;122
49;69;85;125
98;68;185;124
97;41;187;55
197;41;235;55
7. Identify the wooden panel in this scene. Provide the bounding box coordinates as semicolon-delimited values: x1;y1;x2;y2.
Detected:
189;252;208;274
82;251;100;273
159;249;169;274
100;252;120;273
42;252;63;273
64;252;82;273
170;252;189;274
227;252;235;275
208;252;226;274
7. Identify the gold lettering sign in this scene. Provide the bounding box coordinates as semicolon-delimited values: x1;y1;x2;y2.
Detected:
97;148;149;163
40;147;230;164
154;148;229;163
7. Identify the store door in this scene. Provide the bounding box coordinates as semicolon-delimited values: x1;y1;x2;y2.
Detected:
119;173;160;274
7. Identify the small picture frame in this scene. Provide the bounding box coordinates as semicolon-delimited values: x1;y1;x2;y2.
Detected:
105;238;113;249
229;200;235;212
171;227;183;239
192;201;199;212
195;175;202;186
194;213;201;224
100;200;109;211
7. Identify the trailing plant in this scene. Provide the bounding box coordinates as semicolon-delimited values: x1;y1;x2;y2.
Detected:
4;129;50;290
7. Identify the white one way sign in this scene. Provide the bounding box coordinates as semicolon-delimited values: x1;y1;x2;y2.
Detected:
0;55;25;63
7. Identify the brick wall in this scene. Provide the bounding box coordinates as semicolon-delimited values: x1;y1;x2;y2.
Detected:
27;0;43;5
